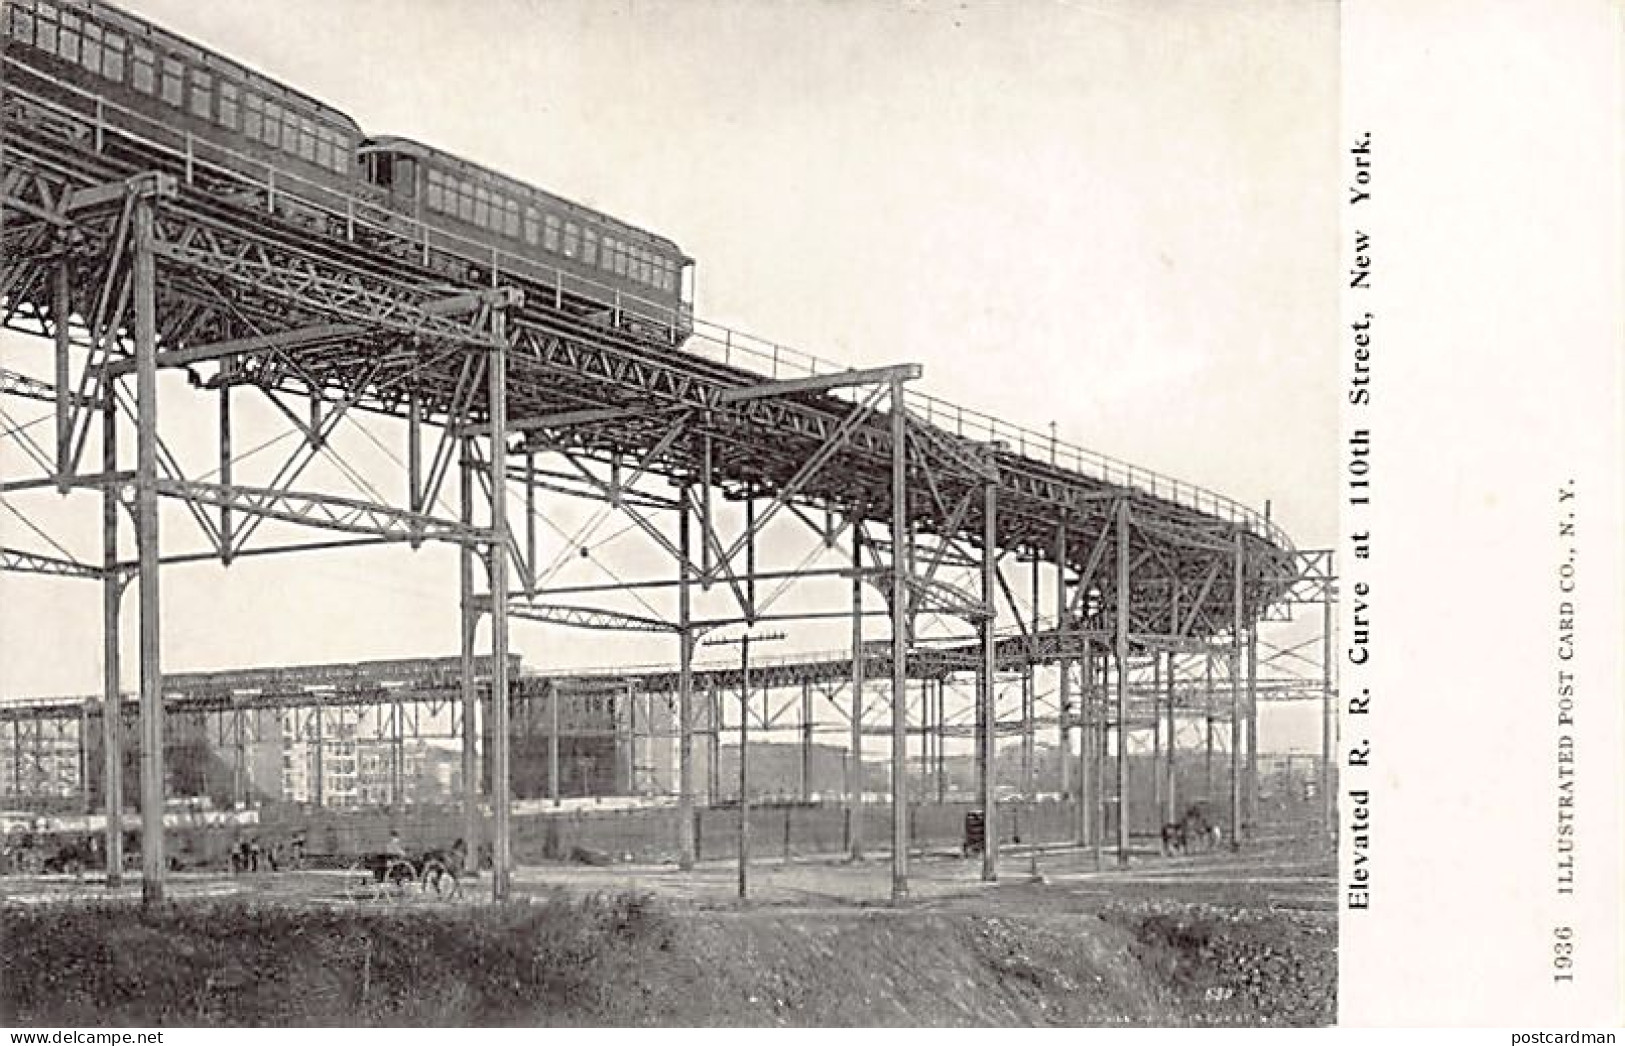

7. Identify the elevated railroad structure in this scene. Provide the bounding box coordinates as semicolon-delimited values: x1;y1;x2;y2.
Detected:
1;33;1333;904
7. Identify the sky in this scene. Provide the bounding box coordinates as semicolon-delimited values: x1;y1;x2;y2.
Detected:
0;0;1339;750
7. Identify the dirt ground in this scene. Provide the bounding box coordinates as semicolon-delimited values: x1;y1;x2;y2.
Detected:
1;835;1336;1026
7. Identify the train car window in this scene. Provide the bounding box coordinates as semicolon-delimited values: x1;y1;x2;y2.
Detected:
243;93;262;139
34;5;56;53
614;244;627;277
523;207;539;245
600;235;615;269
504;200;520;239
473;186;490;229
315;129;332;171
543;214;560;252
563;221;579;258
332;133;349;174
57;8;79;63
79;19;100;74
161;56;183;107
132;43;154;94
189;70;211;120
426;168;444;212
297;117;316;162
583;229;598;266
457;182;475;224
6;2;34;45
218;81;238;130
103;32;125;82
281;110;300;157
261;99;282;147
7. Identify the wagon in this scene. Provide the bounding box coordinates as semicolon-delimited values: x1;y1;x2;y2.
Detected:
343;845;465;903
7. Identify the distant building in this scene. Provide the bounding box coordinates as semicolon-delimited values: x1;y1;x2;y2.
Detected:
279;708;360;807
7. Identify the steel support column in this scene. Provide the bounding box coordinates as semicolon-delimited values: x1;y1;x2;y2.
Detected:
218;384;233;561
1204;651;1215;800
79;702;91;814
1087;642;1103;867
1165;651;1177;826
133;194;165;906
707;679;720;807
312;707;324;808
1151;655;1162;816
458;439;479;873
231;697;246;810
391;698;404;809
548;680;560;806
737;636;752;901
53;259;71;485
799;679;813;802
1056;528;1071;808
1074;638;1088;845
1020;663;1034;801
934;680;946;804
1229;530;1244;850
100;395;124;886
848;528;864;860
1114;498;1130;868
488;313;512;901
1322;576;1335;836
1245;618;1258;841
677;486;696;868
889;380;909;902
979;469;998;882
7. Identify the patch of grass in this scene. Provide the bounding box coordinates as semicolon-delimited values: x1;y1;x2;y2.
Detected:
1;891;673;1027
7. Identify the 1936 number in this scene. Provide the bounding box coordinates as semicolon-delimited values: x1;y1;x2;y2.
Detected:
1553;925;1574;983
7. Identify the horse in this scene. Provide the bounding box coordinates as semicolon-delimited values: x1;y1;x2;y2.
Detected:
415;838;467;896
1161;803;1219;855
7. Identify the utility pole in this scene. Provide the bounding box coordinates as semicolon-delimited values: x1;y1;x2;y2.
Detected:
703;629;784;903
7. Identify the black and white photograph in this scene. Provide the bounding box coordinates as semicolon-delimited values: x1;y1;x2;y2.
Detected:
0;0;1617;1032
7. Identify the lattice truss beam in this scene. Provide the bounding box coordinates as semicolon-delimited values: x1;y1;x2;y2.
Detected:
3;65;1319;757
4;142;1297;612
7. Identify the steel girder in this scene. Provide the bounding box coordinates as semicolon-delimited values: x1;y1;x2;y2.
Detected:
3;74;1302;654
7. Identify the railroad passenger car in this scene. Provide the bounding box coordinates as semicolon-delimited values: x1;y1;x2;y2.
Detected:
359;137;693;342
3;0;694;345
2;0;361;192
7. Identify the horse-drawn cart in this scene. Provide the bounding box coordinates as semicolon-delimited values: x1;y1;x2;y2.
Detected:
342;840;467;903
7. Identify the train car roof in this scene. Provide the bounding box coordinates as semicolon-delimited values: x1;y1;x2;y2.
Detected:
361;135;689;260
61;0;362;133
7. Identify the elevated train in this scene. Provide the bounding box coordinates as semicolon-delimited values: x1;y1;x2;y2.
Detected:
2;0;694;342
